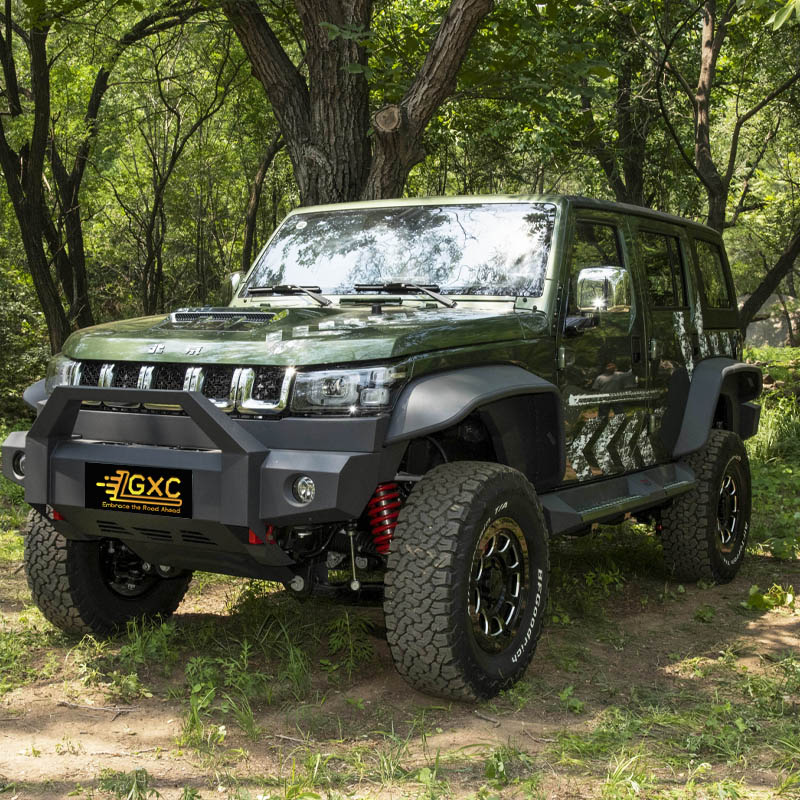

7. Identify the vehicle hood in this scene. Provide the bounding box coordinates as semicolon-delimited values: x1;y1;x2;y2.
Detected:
62;304;540;366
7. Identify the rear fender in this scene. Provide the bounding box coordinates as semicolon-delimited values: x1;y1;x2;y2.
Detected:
672;357;762;458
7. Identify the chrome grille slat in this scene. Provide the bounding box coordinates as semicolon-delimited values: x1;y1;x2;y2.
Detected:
71;360;289;415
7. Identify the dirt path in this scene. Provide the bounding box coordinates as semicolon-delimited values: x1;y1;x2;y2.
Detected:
1;531;799;799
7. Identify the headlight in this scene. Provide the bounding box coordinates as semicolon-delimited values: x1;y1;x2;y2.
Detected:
45;354;79;396
290;365;406;415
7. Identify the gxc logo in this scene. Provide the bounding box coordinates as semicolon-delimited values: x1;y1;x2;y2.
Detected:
85;463;193;518
96;469;183;507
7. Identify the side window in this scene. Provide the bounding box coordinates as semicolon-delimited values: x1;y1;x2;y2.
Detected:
695;239;733;309
569;221;631;316
637;230;687;308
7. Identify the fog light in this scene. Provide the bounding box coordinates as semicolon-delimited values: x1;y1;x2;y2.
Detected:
11;451;25;479
292;475;316;504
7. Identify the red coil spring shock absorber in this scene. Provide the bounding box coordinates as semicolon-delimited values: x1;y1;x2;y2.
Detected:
367;482;402;554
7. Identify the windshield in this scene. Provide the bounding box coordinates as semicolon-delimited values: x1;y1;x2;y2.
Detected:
246;202;557;297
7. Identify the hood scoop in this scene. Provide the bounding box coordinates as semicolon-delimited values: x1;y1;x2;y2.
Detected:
159;307;277;330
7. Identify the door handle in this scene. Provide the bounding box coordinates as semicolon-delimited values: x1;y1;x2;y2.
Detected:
649;338;661;360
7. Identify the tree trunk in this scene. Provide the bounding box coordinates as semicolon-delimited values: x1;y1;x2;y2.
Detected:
17;206;72;352
740;224;800;328
242;131;283;271
224;0;492;203
223;0;372;205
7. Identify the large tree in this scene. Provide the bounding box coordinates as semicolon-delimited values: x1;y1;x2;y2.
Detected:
222;0;493;204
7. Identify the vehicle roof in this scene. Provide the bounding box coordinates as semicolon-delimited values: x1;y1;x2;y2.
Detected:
288;194;719;238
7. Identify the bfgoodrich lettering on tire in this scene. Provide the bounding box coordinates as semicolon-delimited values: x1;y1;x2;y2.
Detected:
383;462;549;701
24;510;192;637
660;430;751;583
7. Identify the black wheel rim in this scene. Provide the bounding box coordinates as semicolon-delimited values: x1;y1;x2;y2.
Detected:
468;518;528;654
99;539;158;597
716;463;741;556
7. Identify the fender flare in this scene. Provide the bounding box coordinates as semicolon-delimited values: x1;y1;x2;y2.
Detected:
672;357;762;458
385;365;565;489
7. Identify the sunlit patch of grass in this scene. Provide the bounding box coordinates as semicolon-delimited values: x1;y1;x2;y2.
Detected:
749;459;800;559
0;606;64;694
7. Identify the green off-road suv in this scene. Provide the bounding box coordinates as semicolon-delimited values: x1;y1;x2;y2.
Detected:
3;196;762;700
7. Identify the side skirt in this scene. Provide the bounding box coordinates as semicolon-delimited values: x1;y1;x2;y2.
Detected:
540;463;696;536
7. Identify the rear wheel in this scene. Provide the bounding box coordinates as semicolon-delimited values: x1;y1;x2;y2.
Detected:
660;430;751;582
24;510;192;636
384;462;549;701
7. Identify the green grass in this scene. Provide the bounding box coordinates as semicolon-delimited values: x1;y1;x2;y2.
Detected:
743;346;800;560
0;607;64;695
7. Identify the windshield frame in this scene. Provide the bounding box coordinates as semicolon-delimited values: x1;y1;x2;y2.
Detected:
240;199;560;302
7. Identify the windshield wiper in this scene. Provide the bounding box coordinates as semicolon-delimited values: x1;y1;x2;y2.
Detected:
247;284;332;307
354;282;457;309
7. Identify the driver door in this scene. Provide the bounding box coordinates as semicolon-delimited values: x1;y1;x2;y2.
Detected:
557;213;652;484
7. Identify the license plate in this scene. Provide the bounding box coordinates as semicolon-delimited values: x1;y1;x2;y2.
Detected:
85;463;193;518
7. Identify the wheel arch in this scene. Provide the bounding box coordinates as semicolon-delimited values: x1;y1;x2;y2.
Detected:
385;365;565;490
672;357;762;459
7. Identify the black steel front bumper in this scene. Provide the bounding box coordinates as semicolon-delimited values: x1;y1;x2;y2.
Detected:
2;385;404;579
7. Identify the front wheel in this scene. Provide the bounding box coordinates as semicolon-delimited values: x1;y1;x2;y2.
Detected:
24;510;192;637
383;462;549;701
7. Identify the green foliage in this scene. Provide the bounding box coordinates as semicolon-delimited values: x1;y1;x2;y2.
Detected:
768;0;800;29
742;583;796;612
746;392;800;462
558;684;586;714
97;768;161;799
0;260;48;417
693;603;716;623
118;618;179;677
0;609;62;695
326;610;374;679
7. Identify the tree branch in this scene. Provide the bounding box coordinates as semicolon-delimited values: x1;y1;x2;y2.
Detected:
726;121;779;228
723;67;800;189
403;0;493;132
740;224;800;327
222;0;310;145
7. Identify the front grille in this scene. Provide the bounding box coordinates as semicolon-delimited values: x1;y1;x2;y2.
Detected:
71;360;289;415
152;364;186;390
79;361;103;386
251;367;283;403
202;366;235;401
112;362;143;388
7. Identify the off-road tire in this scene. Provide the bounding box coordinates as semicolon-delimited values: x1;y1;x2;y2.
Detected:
660;430;751;583
384;462;549;701
24;509;192;637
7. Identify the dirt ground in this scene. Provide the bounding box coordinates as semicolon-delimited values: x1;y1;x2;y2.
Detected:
1;524;799;800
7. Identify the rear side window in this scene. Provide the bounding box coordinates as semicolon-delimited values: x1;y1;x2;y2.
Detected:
637;230;687;308
695;239;733;308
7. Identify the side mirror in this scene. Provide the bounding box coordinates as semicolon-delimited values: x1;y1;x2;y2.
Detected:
223;271;244;304
576;266;631;313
